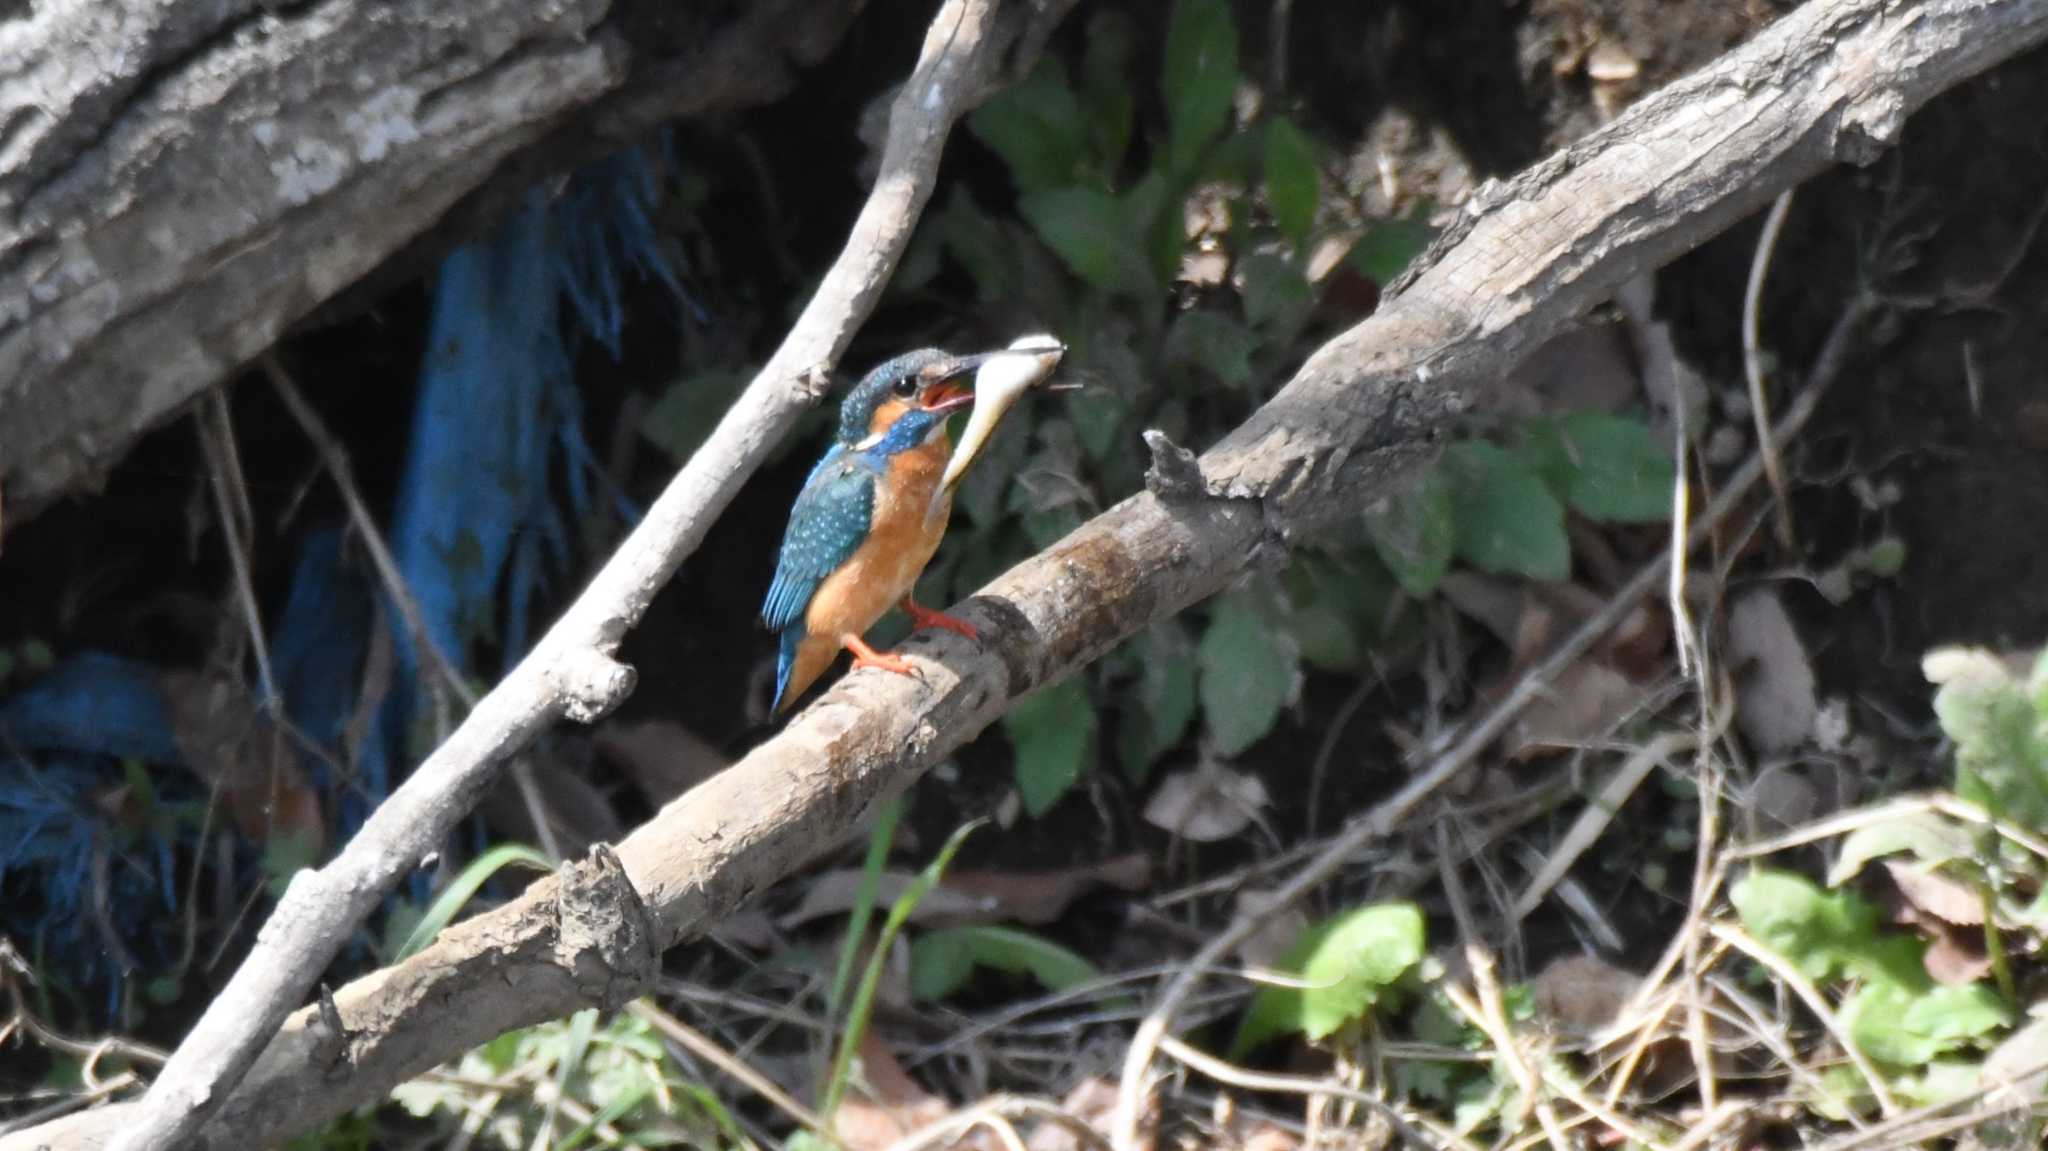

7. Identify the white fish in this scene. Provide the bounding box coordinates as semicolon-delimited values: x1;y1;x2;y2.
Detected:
929;334;1066;524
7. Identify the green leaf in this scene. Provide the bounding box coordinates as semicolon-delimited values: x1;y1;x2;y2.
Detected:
1233;902;1427;1054
910;925;1104;1002
824;820;982;1122
1731;868;1927;988
1166;310;1256;389
1079;10;1136;172
1521;413;1675;524
396;842;555;960
1350;211;1436;284
1264;117;1320;247
1442;442;1570;582
640;370;747;465
1198;592;1298;757
938;188;1011;303
1005;679;1098;816
1120;627;1198;782
1021;187;1158;297
1238;252;1313;334
1933;663;2048;825
1842;980;2011;1068
1828;813;1974;887
968;59;1089;193
1161;0;1239;173
1365;466;1456;597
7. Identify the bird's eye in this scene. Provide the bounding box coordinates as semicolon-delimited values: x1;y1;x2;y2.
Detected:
890;376;918;398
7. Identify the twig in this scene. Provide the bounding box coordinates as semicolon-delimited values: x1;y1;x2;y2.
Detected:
194;398;277;707
1708;923;1898;1116
1155;1035;1468;1151
1742;189;1797;550
1112;308;1854;1147
109;5;1016;1147
1507;729;1696;926
624;999;841;1148
1439;950;1572;1151
880;1096;1110;1151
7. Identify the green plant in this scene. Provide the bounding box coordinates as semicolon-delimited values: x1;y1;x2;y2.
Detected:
1731;867;2012;1113
1231;901;1427;1055
909;924;1103;1002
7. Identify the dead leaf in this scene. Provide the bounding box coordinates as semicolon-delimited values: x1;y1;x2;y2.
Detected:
1143;762;1270;842
1507;660;1641;758
1884;859;1985;926
1504;322;1640;415
1440;572;1527;649
1727;591;1817;753
1238;1122;1301;1151
161;669;323;852
1533;954;1641;1033
595;719;727;806
1230;888;1309;970
1921;921;1995;986
1745;765;1819;831
779;870;992;930
834;1032;953;1151
941;854;1152;926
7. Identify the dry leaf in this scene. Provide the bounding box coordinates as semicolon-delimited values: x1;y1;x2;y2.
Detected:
595;719;727;806
779;870;992;930
1143;762;1270;842
161;669;324;852
1533;954;1641;1033
1439;571;1527;648
1727;591;1817;753
1229;887;1309;970
1884;859;1985;926
942;854;1152;926
1508;660;1641;758
834;1032;952;1151
1745;765;1819;831
1504;322;1640;415
1921;921;1995;986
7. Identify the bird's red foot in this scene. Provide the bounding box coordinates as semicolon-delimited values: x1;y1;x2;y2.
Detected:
901;598;979;640
842;633;918;677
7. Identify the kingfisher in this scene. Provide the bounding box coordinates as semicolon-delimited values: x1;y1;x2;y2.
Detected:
764;340;1064;713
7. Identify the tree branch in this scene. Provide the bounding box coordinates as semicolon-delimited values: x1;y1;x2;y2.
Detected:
84;3;1023;1148
11;0;2045;1147
0;0;854;516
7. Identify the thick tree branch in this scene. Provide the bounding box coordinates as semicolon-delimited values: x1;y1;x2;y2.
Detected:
10;2;2040;1148
0;0;853;516
82;3;1028;1148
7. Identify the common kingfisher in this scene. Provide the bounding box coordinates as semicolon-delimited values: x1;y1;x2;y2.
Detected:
763;341;1064;713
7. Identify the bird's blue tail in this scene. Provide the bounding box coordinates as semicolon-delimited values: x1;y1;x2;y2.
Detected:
773;627;805;713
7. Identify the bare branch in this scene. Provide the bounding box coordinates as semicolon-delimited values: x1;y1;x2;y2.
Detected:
94;3;1018;1147
11;1;2047;1147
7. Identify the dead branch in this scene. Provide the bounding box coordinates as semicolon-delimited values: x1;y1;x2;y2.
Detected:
78;3;1025;1148
10;0;2047;1148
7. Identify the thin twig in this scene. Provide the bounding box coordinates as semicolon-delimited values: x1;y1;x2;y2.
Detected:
1440;950;1572;1151
880;1096;1111;1151
194;399;278;707
625;1000;841;1148
1157;1035;1470;1151
1708;922;1898;1116
108;7;1018;1145
1112;310;1857;1147
1742;189;1797;549
1508;729;1696;926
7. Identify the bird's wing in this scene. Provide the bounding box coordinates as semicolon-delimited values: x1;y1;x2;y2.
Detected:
761;446;880;634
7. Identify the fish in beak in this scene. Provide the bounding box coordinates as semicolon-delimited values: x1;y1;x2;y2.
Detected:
928;334;1068;523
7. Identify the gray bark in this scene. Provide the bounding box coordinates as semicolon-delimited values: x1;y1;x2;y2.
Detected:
0;0;853;514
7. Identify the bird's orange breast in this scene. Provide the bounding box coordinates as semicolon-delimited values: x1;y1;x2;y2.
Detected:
802;434;953;642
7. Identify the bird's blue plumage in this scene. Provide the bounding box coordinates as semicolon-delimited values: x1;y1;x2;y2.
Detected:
765;404;955;711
